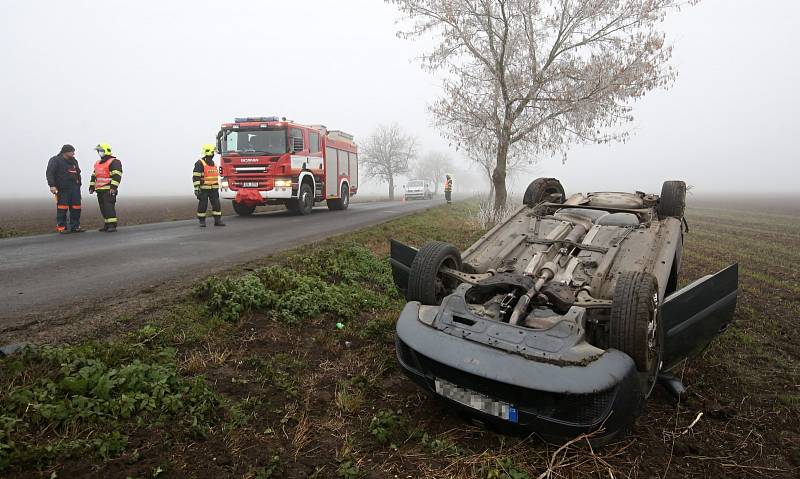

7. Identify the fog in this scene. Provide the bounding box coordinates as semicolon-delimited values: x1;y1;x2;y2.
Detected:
1;0;797;200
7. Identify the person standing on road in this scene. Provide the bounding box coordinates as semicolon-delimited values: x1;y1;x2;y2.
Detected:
193;144;226;227
46;144;84;234
89;143;122;233
444;174;453;205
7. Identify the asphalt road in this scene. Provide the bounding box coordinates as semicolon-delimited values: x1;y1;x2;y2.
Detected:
0;199;439;328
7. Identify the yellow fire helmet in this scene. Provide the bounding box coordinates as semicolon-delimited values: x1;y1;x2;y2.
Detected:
201;144;216;157
95;143;112;157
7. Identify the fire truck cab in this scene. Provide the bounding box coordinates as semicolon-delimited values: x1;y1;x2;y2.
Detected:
217;117;358;216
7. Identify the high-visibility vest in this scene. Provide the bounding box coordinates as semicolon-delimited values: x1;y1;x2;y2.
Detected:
93;159;112;188
444;178;453;191
200;159;219;186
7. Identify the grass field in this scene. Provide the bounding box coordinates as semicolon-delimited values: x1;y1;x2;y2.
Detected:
1;196;798;478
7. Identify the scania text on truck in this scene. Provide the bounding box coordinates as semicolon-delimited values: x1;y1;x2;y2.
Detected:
216;117;358;216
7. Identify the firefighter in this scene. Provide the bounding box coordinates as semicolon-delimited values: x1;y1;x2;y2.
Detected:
89;143;122;232
46;144;84;233
444;174;453;204
193;144;226;227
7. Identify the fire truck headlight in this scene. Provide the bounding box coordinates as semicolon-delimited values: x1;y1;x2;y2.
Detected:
274;178;292;188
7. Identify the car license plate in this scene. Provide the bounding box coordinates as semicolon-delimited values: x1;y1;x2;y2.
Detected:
242;182;259;187
434;378;518;423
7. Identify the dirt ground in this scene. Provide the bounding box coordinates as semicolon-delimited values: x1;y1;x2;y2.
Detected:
2;195;799;478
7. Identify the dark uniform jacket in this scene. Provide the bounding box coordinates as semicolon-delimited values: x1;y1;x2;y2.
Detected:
46;155;81;188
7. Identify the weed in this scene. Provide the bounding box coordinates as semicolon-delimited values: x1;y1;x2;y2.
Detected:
250;453;284;479
358;316;395;341
368;409;406;446
418;432;464;457
481;457;531;479
193;243;400;324
242;353;306;396
0;340;218;471
336;459;360;479
335;374;374;415
193;274;276;322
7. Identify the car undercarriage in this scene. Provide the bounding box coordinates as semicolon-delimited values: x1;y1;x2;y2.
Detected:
390;178;738;444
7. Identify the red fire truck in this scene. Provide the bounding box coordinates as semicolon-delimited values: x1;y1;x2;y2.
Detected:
216;117;358;216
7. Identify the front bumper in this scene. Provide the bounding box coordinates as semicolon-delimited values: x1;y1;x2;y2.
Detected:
221;187;293;201
395;302;641;441
405;191;427;199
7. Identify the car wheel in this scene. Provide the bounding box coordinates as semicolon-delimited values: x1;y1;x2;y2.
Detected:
523;177;565;207
232;201;255;216
610;271;663;398
327;184;350;211
407;241;462;305
658;180;686;219
293;183;314;215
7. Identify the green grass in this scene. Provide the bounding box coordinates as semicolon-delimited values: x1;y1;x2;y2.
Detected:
0;340;218;470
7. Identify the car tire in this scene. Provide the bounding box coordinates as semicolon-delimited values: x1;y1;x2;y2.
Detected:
327;184;350;211
232;201;256;216
658;180;686;219
291;183;314;215
523;177;565;207
610;271;663;399
407;241;463;305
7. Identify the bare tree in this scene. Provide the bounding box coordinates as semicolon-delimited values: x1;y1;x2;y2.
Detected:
361;123;418;200
413;151;453;193
388;0;695;209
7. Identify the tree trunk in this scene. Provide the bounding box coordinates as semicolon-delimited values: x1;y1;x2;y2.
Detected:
492;136;509;210
388;175;395;201
484;165;495;202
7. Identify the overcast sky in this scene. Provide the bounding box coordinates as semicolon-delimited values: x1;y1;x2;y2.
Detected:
1;0;797;199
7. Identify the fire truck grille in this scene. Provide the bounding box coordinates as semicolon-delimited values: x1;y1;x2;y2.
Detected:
235;166;268;173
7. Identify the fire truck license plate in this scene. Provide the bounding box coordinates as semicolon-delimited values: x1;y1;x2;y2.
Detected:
243;182;259;188
434;378;518;423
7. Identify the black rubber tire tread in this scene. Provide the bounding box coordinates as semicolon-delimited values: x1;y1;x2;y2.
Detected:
658;180;686;218
327;184;350;211
523;177;565;207
609;271;658;372
296;183;314;215
232;201;255;216
407;241;462;305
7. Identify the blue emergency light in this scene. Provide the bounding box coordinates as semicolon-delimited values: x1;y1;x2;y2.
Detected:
235;116;282;123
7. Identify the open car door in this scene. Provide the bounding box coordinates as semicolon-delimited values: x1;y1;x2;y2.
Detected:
661;263;738;371
389;240;418;297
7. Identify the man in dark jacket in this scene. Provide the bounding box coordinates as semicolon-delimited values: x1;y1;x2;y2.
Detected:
46;144;84;233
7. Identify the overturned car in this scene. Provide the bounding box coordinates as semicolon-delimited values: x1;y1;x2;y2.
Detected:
390;178;738;444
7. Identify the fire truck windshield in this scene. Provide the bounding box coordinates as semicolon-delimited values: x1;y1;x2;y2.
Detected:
220;128;287;155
